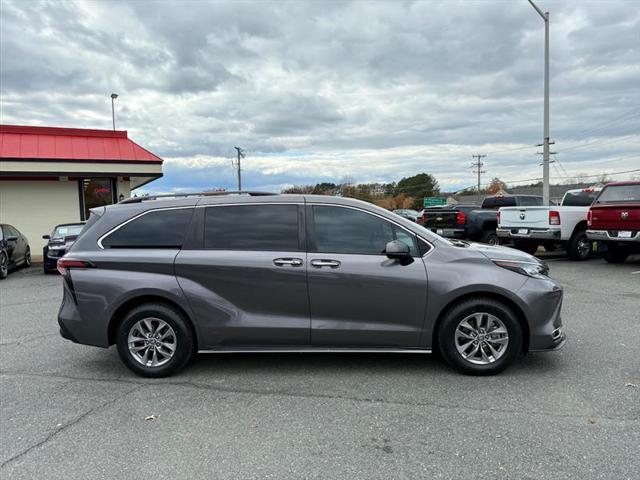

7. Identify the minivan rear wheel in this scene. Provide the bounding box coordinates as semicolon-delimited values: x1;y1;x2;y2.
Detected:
116;303;195;378
437;298;522;375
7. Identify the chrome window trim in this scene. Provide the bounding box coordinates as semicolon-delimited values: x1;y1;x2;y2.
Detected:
307;202;435;257
97;206;195;249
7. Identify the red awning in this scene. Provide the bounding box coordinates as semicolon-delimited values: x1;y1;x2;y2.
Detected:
0;125;163;163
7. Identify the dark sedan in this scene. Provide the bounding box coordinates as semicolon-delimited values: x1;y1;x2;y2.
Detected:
43;223;85;274
0;224;31;279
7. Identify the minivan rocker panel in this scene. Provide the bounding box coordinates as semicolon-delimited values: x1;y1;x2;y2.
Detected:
58;194;565;377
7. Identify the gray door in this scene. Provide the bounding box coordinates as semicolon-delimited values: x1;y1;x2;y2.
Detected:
307;205;428;347
175;204;310;348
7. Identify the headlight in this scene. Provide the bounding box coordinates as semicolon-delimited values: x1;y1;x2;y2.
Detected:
492;260;549;279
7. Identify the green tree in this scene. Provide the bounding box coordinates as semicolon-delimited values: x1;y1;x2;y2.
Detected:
396;173;440;209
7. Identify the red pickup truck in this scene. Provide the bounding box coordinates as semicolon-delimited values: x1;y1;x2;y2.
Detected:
587;181;640;263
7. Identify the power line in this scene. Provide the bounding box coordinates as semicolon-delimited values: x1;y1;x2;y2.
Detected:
567;108;640;139
558;134;638;153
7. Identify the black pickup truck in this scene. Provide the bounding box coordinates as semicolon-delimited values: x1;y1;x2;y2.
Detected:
422;195;543;245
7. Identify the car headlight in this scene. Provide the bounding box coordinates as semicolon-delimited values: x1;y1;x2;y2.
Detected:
492;260;549;279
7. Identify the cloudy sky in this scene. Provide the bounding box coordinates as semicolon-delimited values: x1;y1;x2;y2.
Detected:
1;0;638;193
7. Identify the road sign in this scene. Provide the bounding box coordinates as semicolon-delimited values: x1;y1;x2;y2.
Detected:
423;197;447;207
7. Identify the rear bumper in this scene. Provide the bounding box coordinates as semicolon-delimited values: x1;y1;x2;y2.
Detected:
497;227;561;241
426;227;465;238
586;229;640;242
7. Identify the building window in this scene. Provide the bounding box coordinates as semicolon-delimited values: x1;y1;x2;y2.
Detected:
81;178;115;220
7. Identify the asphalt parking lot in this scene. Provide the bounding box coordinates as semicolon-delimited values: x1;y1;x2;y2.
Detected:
1;255;639;480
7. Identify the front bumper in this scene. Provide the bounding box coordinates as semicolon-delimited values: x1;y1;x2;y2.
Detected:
517;277;566;352
497;227;561;241
586;229;640;242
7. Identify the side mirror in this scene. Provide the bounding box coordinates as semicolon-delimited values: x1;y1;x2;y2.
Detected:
6;235;18;242
385;240;412;262
43;235;50;240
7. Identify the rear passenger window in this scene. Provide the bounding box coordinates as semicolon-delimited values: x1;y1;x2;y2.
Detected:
101;208;193;248
204;205;299;251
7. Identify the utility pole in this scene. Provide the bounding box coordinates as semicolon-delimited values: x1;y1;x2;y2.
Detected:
528;0;551;205
233;147;244;192
110;93;118;130
471;154;486;194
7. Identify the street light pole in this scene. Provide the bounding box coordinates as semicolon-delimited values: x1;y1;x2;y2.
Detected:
528;0;551;205
110;93;119;130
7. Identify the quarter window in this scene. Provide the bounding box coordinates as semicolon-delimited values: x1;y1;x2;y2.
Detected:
101;208;193;248
204;205;300;251
312;206;417;255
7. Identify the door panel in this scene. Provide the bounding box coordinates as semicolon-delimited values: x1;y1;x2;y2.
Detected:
175;250;310;348
174;203;310;349
308;253;428;346
307;205;428;347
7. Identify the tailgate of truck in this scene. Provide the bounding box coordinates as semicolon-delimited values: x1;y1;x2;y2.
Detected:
499;206;550;229
422;209;459;229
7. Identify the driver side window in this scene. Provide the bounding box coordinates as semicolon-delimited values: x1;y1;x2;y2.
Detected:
311;206;417;255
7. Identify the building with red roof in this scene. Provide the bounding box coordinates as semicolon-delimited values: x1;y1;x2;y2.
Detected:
0;124;164;258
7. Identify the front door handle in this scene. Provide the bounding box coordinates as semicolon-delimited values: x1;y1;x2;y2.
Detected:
310;259;341;269
273;258;303;267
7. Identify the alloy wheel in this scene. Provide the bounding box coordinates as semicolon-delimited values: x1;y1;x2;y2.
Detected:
577;237;590;258
128;318;177;367
455;312;509;365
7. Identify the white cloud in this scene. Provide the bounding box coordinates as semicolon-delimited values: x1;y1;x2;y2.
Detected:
1;0;638;193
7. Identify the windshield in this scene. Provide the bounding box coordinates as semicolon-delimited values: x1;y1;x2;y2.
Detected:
52;224;84;239
562;190;599;207
596;185;640;204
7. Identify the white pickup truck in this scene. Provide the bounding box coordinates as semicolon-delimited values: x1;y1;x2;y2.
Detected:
496;188;601;260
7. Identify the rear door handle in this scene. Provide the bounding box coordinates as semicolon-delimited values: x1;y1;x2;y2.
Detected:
310;259;341;268
273;258;303;267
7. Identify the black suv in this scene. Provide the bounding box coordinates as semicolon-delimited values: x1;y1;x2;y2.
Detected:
43;223;85;274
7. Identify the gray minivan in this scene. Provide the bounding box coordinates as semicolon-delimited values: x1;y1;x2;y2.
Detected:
58;193;566;377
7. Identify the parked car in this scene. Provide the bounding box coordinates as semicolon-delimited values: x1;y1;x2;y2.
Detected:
587;181;640;263
57;192;565;378
0;224;31;279
43;222;85;274
392;209;422;223
422;195;543;246
496;188;601;259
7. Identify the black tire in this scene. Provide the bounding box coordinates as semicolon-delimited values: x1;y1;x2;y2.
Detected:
23;247;31;268
437;298;523;375
567;230;591;261
513;241;539;256
604;244;629;264
480;230;500;246
116;303;195;378
0;252;8;279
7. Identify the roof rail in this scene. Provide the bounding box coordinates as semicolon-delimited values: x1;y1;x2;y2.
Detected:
118;191;277;204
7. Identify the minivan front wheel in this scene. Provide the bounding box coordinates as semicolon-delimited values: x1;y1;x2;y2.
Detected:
116;303;195;378
438;298;522;375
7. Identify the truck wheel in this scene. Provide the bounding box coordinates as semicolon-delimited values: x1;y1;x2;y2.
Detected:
604;244;629;264
513;241;539;255
437;298;522;375
567;230;591;261
480;231;500;246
